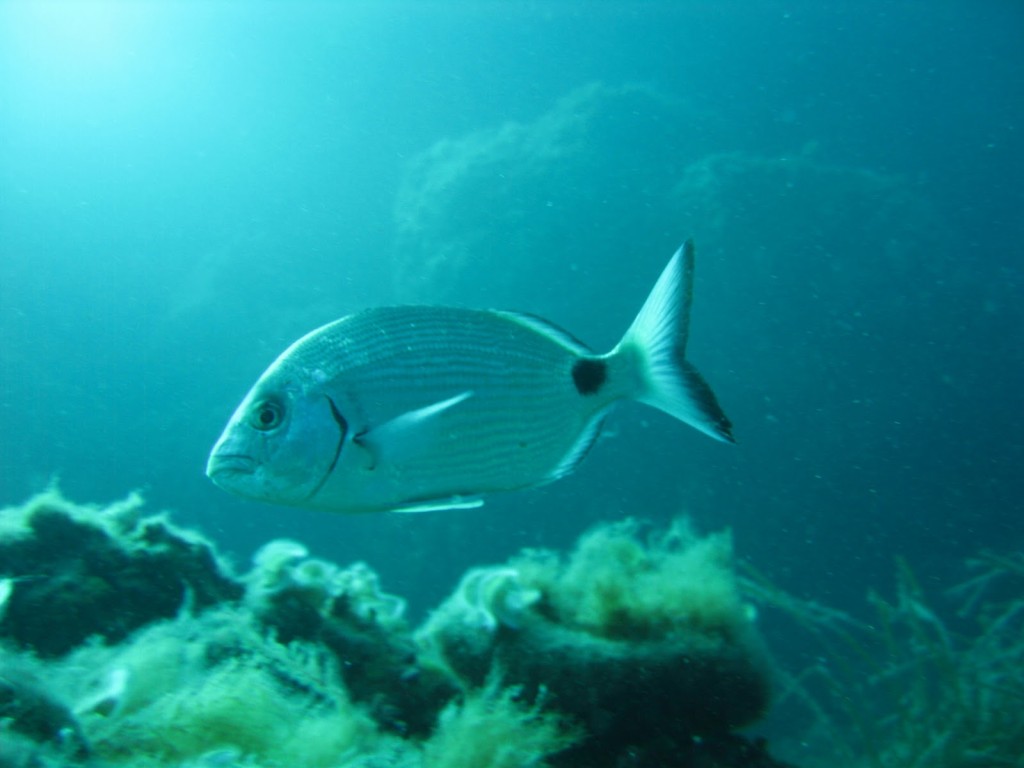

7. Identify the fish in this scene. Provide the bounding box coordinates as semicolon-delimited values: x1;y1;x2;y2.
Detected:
206;241;733;513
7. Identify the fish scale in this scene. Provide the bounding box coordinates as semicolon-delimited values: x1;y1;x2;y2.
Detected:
308;308;604;491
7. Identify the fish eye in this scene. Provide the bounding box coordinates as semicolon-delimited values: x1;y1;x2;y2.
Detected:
250;399;285;431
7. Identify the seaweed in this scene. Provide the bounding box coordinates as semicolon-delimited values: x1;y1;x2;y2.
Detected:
0;492;794;768
745;551;1024;767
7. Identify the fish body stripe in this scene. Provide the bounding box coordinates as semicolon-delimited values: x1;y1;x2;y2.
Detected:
278;307;617;507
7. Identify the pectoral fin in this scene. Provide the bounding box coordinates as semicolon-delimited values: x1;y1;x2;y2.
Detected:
355;391;473;467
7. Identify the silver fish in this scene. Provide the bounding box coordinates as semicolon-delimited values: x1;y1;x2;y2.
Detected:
207;241;733;513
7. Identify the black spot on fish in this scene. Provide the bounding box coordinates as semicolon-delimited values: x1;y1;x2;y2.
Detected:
572;359;607;396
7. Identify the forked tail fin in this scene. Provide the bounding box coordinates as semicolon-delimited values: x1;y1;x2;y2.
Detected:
611;241;734;443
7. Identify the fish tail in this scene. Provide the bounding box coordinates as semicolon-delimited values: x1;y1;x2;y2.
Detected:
609;241;734;443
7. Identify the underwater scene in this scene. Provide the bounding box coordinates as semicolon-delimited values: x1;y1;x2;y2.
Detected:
1;2;1022;766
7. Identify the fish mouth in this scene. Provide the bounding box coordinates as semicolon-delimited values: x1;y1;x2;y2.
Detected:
206;453;257;479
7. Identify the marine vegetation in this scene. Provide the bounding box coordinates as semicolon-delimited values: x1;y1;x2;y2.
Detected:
417;518;774;765
9;490;1016;767
743;550;1024;767
0;490;790;768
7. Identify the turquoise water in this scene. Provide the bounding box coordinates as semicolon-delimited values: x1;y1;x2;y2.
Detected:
1;3;1021;749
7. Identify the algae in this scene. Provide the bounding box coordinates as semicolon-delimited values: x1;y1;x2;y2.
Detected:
0;490;791;768
0;489;241;657
514;518;749;641
417;517;774;762
742;551;1024;767
421;678;579;768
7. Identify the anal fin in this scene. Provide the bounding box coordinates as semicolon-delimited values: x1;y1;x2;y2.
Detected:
547;410;608;482
389;495;485;514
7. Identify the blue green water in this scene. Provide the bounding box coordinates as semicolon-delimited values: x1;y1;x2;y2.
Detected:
1;0;1021;647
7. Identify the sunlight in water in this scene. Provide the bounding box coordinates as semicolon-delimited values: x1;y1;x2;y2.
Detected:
5;1;149;78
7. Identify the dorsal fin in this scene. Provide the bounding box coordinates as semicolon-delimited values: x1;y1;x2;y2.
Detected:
496;310;593;355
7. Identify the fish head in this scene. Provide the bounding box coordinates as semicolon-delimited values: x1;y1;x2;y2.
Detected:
206;365;346;506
